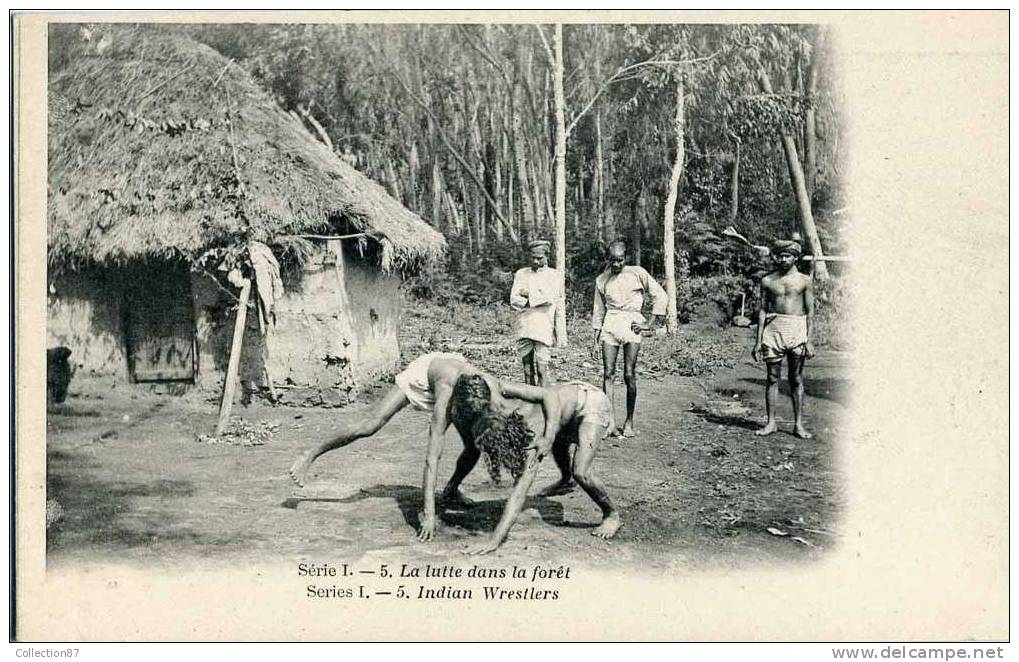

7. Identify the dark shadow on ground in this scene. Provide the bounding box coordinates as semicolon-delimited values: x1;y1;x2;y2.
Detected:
282;484;424;529
688;406;760;431
282;484;568;533
46;404;104;417
740;377;850;406
47;452;253;554
440;496;567;532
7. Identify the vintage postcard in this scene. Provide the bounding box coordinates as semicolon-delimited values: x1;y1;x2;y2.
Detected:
12;10;1008;642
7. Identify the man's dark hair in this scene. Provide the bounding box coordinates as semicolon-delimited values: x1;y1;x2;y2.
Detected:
449;374;534;482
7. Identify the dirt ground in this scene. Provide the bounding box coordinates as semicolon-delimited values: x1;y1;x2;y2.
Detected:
45;325;848;574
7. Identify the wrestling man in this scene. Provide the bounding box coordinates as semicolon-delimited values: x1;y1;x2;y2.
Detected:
454;375;620;554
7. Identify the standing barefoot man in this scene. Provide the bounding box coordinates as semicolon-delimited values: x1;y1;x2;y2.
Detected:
591;241;667;438
752;239;816;439
509;239;563;386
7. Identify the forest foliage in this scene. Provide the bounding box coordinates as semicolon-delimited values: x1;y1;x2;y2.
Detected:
51;22;849;329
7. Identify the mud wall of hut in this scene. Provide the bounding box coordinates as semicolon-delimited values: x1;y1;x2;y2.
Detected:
47;242;402;403
47;267;129;378
259;239;401;405
191;272;264;389
260;240;356;404
341;243;402;382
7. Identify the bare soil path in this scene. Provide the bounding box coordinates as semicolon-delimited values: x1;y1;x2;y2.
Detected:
46;328;848;573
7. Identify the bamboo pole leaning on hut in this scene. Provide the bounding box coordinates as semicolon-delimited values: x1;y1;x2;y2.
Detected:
216;277;252;435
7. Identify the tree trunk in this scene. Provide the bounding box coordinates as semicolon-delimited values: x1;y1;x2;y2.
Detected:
528;157;544;231
604;116;616;242
729;135;741;223
431;157;444;230
407;142;419;210
485;139;499;240
804;30;821;199
661;73;684;334
758;68;829;280
458;175;474;253
296;105;333;153
493;154;504;241
541;141;556;227
475;164;486;248
632;188;644;266
445;191;462;235
501;109;514;231
594;108;605;242
573;185;582;232
504;125;514;233
552;23;569;346
512;82;536;232
384;159;403;203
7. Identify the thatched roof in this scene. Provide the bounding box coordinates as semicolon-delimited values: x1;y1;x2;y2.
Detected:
48;25;445;271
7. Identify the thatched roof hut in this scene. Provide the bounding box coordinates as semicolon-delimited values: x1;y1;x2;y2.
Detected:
48;24;445;271
47;25;445;402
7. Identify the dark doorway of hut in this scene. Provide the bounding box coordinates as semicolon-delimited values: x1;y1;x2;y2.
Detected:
122;261;196;385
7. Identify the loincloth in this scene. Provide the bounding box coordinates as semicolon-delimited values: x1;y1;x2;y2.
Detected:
599;310;644;346
760;314;808;363
516;337;551;362
394;352;466;411
566;380;615;433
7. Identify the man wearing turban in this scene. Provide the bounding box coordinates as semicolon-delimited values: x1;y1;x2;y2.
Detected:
751;239;816;439
509;239;563;386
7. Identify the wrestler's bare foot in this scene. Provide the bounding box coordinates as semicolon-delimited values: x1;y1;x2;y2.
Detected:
621;421;637;438
536;479;576;497
591;513;622;539
755;421;778;437
793;423;813;439
288;452;313;487
441;489;477;508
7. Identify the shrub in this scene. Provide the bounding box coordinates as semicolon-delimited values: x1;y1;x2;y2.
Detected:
811;276;851;350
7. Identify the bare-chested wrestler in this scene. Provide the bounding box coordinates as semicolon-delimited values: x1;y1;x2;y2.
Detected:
751;239;816;439
288;352;619;546
289;352;495;540
451;375;620;554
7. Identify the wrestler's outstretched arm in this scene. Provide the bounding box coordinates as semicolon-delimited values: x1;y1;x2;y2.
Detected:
499;380;548;405
418;383;453;542
466;389;562;555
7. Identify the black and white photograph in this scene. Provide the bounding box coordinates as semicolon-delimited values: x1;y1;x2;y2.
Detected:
12;10;1008;645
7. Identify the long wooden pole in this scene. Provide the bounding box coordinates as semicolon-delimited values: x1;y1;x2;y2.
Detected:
216;278;251;435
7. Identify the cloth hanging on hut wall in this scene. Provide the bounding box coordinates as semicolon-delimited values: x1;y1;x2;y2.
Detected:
248;241;284;326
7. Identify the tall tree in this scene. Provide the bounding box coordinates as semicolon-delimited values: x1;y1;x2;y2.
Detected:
661;70;685;333
729;133;741;222
757;68;829;279
803;28;822;199
552;24;569;345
